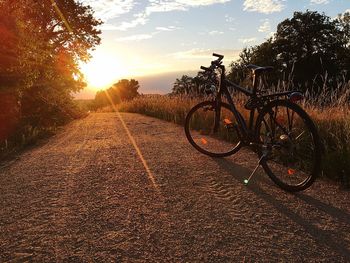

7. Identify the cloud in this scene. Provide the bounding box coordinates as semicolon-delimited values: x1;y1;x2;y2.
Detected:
310;0;329;4
81;0;136;21
145;0;231;15
116;34;154;42
146;1;186;14
208;30;224;35
239;37;257;44
116;25;179;42
243;0;285;14
114;13;148;31
93;0;231;31
177;0;230;4
155;26;181;31
258;19;271;32
170;49;213;59
169;48;240;61
225;14;235;23
180;41;198;47
99;23;119;30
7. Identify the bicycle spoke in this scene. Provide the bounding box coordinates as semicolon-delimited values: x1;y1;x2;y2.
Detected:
271;114;289;137
294;131;306;140
271;105;278;138
257;100;320;191
286;106;295;131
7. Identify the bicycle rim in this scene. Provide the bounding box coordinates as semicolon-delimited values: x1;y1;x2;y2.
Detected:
185;101;242;157
256;100;321;191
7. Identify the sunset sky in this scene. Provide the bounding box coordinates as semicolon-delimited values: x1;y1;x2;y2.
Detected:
77;0;350;97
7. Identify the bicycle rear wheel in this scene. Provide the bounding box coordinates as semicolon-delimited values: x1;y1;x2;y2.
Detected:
185;101;242;157
255;100;321;192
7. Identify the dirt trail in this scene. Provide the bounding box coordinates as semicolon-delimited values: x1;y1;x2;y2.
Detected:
0;112;349;262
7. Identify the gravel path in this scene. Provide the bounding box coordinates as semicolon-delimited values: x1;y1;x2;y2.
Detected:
0;112;349;262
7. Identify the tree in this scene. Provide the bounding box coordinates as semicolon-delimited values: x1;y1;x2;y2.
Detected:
274;11;348;89
336;11;350;75
229;41;278;87
228;10;350;93
93;90;109;109
172;75;195;95
92;79;140;109
112;79;140;102
0;0;102;130
0;4;19;88
338;11;350;45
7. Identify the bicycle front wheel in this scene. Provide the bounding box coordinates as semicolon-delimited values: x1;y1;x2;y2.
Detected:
185;101;242;157
255;100;321;192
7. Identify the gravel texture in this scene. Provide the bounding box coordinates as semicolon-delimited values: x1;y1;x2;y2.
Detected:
0;112;349;262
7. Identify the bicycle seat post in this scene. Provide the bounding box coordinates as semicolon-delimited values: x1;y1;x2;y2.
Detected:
247;64;274;95
252;72;259;96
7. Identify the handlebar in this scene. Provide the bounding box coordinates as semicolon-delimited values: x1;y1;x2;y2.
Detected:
212;53;224;61
200;53;224;72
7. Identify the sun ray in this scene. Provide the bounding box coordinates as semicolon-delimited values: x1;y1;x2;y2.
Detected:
103;90;159;192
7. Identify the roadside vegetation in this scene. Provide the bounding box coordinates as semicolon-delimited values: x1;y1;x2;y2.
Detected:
90;79;140;110
116;88;350;187
0;0;101;160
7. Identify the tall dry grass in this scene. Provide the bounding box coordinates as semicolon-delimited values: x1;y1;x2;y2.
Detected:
118;94;200;125
117;83;350;187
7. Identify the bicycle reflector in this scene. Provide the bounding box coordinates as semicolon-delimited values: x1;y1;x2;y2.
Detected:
288;168;296;175
288;92;304;103
224;118;232;125
201;138;208;145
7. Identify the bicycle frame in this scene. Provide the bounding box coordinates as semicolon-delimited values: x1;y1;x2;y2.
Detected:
214;64;294;144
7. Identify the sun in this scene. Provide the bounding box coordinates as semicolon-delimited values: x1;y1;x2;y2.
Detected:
80;52;128;90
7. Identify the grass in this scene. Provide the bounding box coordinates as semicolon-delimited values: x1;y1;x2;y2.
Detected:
308;106;350;186
0;99;87;162
0;125;58;161
118;95;198;125
117;90;350;188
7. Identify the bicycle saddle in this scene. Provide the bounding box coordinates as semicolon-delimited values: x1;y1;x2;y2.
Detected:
246;64;274;74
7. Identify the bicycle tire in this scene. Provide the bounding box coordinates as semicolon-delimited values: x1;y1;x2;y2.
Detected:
255;99;321;192
185;101;242;157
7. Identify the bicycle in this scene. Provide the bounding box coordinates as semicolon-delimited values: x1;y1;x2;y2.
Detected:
184;53;321;192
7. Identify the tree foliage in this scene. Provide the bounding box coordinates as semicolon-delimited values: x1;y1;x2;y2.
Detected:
172;75;195;95
0;0;101;133
93;79;140;109
228;10;350;93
